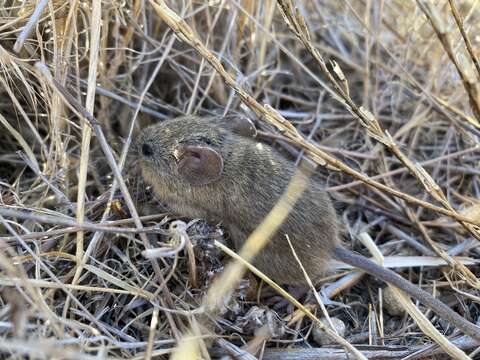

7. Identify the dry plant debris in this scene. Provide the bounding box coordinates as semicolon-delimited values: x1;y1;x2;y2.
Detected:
1;0;480;359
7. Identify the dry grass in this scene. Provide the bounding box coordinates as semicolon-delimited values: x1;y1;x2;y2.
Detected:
1;0;480;359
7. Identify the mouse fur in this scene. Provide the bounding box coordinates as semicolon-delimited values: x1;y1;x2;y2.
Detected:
135;115;340;284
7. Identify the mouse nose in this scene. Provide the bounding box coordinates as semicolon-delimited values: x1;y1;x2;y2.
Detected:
141;143;154;157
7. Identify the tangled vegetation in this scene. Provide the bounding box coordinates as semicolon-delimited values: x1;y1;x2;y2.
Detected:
0;0;480;359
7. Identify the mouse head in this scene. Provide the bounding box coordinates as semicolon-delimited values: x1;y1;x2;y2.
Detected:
135;115;256;186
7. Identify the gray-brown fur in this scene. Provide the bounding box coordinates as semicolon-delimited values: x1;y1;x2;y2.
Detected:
136;115;340;284
135;115;480;340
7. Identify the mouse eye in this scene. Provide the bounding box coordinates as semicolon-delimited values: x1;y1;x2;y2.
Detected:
142;143;154;157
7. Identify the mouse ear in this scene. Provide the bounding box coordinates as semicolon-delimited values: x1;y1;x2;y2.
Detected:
174;146;224;186
222;115;257;138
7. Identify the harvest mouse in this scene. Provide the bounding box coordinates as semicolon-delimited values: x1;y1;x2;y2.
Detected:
135;115;480;340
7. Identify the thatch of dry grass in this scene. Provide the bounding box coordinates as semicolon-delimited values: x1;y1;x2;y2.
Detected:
1;0;480;359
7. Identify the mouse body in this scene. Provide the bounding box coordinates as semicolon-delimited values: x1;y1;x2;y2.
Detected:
135;115;480;340
136;115;339;284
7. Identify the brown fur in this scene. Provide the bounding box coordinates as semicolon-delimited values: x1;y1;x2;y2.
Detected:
135;115;339;284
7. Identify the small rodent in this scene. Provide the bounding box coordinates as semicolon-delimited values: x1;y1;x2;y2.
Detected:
135;115;480;340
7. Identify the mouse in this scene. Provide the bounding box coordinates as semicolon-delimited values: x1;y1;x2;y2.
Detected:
135;114;480;341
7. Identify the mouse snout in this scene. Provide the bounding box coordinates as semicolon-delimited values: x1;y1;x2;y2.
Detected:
130;137;142;157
